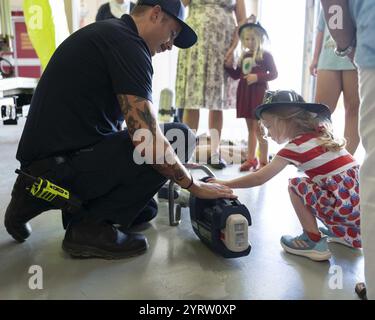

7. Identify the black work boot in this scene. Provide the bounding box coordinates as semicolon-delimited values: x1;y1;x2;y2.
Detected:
115;198;158;233
4;174;55;242
62;220;148;259
131;198;158;226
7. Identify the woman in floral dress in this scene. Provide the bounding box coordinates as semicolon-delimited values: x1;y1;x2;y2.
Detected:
175;0;246;169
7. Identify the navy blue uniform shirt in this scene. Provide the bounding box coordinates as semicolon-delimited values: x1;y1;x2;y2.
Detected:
17;15;153;166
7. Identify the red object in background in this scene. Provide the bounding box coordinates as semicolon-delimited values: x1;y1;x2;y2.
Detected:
15;19;36;59
11;11;42;78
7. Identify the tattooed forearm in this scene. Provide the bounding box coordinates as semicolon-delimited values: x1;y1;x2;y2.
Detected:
126;116;141;136
154;162;187;184
173;167;186;182
152;145;189;184
118;95;132;117
137;104;156;135
118;94;191;187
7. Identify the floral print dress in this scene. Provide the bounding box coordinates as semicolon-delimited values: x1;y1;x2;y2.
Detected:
175;0;238;110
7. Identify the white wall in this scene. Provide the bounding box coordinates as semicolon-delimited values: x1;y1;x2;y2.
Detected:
80;0;107;27
259;0;306;93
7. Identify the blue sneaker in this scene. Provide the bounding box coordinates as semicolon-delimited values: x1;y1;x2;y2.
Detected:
319;227;353;248
280;232;331;261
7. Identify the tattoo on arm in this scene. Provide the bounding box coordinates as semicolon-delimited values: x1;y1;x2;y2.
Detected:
173;167;186;182
118;95;132;117
118;95;156;136
137;103;156;135
126;116;141;136
151;144;188;184
117;94;189;186
154;161;188;184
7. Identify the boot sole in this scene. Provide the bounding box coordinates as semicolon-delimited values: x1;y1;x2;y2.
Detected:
62;240;148;260
4;219;29;243
281;242;332;261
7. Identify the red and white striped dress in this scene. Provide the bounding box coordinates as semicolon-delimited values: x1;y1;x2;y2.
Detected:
277;133;361;248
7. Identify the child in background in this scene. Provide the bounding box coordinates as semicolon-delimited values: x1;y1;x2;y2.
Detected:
210;90;361;261
225;20;278;171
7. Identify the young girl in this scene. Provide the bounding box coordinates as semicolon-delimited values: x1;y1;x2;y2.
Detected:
210;90;361;261
225;21;278;172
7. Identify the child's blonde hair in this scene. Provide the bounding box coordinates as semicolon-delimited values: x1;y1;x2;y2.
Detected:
261;105;346;152
239;27;264;62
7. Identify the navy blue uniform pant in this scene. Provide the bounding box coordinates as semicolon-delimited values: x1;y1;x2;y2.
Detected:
28;123;195;228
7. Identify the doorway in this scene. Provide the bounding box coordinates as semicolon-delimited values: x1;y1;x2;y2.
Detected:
258;0;306;93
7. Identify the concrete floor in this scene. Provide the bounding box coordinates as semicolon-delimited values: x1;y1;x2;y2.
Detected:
0;118;365;300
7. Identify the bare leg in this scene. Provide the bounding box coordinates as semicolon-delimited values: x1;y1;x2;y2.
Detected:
209;110;223;155
315;70;342;113
245;118;257;160
289;186;319;234
342;70;360;155
183;109;200;132
194;144;210;164
256;121;268;167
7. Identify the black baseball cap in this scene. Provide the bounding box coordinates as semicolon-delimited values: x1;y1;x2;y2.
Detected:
255;90;331;120
136;0;197;48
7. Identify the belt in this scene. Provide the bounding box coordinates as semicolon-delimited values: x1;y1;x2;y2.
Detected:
25;155;69;175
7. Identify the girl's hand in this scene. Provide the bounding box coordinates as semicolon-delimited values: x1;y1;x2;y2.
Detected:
244;73;258;85
189;180;237;200
247;14;257;23
206;178;229;187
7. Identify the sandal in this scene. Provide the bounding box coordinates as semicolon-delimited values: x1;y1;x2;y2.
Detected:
355;282;367;300
240;158;258;172
208;153;227;170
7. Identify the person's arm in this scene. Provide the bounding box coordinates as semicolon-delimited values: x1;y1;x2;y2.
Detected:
235;0;247;25
117;94;237;199
320;0;356;59
224;0;247;64
310;31;324;76
210;156;289;188
311;9;326;75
